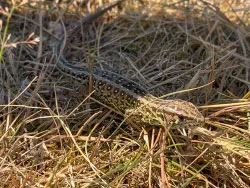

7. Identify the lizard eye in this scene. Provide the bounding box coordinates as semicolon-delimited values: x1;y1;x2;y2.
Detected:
179;115;184;122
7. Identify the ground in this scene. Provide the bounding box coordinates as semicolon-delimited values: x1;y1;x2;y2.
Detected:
0;0;250;187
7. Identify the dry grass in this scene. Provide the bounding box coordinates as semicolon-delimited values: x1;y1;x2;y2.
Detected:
0;0;250;187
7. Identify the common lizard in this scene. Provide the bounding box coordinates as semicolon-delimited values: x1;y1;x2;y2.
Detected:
56;38;204;127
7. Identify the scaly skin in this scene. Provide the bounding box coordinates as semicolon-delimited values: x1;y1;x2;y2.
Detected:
56;38;204;127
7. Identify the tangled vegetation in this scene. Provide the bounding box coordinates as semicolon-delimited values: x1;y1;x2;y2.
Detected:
0;0;249;187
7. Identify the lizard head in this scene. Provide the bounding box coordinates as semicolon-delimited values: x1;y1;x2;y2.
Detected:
158;99;205;126
125;98;204;128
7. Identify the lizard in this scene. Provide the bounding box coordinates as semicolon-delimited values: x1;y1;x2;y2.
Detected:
56;38;204;128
